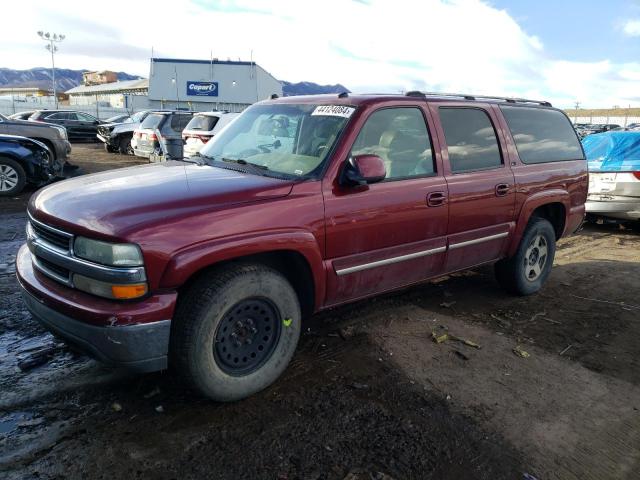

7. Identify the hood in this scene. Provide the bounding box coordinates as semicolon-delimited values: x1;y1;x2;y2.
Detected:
29;161;294;239
0;134;48;151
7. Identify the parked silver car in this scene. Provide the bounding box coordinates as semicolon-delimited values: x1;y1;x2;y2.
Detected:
583;131;640;221
132;111;193;160
182;111;239;158
97;110;152;155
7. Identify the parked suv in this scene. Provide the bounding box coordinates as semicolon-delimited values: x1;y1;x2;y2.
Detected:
0;113;70;175
132;111;193;160
29;110;103;142
17;93;587;401
182;111;239;158
97;110;152;155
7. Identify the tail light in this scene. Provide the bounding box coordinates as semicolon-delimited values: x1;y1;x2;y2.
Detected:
148;133;158;141
183;134;211;143
633;172;640;180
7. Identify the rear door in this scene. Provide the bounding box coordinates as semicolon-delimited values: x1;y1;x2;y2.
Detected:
74;112;99;141
429;103;516;273
323;104;449;305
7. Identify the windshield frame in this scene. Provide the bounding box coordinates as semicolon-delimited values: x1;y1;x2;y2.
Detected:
199;102;356;181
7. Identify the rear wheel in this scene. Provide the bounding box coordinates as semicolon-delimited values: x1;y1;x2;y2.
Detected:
118;134;133;155
495;217;556;295
170;263;301;401
0;157;26;196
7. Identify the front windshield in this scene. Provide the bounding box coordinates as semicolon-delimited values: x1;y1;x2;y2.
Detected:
200;103;354;177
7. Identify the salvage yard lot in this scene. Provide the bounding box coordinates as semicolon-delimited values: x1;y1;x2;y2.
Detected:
1;145;639;479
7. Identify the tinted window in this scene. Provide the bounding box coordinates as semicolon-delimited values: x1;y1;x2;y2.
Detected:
439;108;502;173
185;115;219;131
351;107;434;179
140;114;164;130
76;112;96;122
170;114;192;131
501;106;584;163
46;112;69;120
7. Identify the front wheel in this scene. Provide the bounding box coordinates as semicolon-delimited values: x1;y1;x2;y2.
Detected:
118;134;133;155
170;264;301;401
0;157;26;196
495;217;556;295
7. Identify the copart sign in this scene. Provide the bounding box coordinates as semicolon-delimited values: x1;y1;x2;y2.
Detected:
186;81;219;97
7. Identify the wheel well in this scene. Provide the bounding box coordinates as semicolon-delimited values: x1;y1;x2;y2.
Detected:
32;138;56;160
177;250;316;319
531;202;566;239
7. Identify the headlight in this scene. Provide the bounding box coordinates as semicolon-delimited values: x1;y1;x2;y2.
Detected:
53;125;68;140
74;237;144;266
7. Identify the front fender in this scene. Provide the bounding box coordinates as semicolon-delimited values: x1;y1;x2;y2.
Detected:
507;189;570;257
159;229;326;310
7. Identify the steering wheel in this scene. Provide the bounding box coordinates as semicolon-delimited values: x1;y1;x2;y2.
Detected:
315;144;327;157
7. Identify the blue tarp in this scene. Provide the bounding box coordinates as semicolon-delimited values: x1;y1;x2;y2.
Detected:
582;131;640;172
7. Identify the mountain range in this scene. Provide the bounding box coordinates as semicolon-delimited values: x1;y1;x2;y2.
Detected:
0;68;350;96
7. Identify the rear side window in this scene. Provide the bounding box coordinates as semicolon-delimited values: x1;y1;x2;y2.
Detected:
186;115;218;131
500;106;584;163
439;108;502;173
140;114;164;130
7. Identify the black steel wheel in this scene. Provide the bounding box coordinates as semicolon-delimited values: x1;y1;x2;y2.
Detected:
170;263;301;401
213;298;281;376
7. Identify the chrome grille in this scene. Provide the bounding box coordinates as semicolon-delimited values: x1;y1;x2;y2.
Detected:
28;215;72;252
26;212;147;290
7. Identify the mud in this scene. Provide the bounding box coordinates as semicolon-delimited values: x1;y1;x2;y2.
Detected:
0;145;638;479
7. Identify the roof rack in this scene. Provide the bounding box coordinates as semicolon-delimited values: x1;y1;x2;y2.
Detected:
404;91;552;107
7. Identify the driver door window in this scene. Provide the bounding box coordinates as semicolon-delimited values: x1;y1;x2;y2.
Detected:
351;107;434;180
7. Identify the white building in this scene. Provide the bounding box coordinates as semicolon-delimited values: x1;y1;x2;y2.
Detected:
66;79;149;108
147;57;282;112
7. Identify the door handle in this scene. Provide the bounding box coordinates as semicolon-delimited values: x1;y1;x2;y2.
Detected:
427;191;447;207
495;183;510;196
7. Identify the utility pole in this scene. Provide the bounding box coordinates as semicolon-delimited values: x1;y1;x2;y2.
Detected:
573;100;580;124
37;31;65;109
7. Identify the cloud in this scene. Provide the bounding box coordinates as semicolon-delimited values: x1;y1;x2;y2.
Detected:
2;0;640;107
623;19;640;36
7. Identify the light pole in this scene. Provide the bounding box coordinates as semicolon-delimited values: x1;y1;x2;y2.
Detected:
37;31;65;108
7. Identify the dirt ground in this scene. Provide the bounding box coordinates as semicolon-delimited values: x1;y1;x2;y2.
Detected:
1;145;639;479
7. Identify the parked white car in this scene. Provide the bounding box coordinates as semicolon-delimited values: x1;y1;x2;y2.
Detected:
182;112;238;158
583;131;640;221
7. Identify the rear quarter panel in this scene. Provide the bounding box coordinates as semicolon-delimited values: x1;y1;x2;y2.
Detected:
491;106;588;255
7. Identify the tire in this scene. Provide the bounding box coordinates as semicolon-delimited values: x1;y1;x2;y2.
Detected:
170;263;301;401
495;217;556;296
103;143;117;153
0;157;26;196
118;134;133;155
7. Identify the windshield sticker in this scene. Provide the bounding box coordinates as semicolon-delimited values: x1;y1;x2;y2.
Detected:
311;105;355;118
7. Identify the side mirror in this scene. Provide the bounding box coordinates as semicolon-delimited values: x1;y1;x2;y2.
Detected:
340;154;386;186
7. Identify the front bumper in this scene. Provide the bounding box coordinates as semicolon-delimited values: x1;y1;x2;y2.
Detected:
97;133;114;146
16;244;176;372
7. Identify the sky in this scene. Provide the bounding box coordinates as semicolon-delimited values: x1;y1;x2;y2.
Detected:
2;0;640;108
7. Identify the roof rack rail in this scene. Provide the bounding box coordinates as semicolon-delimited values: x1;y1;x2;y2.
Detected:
404;91;552;107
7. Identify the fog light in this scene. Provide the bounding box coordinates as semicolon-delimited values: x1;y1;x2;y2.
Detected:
73;273;148;300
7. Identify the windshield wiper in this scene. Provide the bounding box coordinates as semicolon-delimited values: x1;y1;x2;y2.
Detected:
181;152;211;165
222;157;269;171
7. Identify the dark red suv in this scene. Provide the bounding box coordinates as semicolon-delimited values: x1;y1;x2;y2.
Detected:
17;93;587;401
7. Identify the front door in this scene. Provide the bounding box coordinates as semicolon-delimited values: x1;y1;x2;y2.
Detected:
429;104;516;273
323;105;449;306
